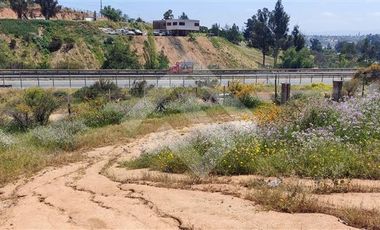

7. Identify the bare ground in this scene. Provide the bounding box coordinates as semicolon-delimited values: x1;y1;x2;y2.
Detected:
0;122;378;229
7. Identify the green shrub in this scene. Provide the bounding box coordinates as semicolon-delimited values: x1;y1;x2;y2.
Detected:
126;150;188;174
73;80;124;101
130;80;151;97
30;120;88;150
48;37;63;52
5;88;60;130
239;94;262;109
82;107;125;128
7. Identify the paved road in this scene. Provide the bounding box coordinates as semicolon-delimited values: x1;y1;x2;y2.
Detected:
0;69;356;88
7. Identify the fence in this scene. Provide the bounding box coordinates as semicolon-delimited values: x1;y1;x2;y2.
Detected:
0;69;356;89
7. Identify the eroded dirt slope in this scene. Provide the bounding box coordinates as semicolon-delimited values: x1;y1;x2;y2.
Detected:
0;122;373;229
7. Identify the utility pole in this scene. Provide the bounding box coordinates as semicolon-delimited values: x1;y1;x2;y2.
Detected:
100;0;103;16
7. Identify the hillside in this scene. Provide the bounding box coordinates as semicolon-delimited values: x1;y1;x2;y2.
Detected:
0;19;272;69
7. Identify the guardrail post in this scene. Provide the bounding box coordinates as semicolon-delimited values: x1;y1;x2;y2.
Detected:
321;74;324;83
311;75;313;83
299;75;302;84
2;74;4;86
243;75;246;84
281;83;291;105
115;74;119;87
332;81;343;102
255;75;258;84
219;76;222;85
169;76;172;88
69;75;72;89
52;77;55;88
129;76;131;88
266;75;269;84
37;76;40;87
84;76;87;87
182;75;185;87
156;75;159;87
19;73;23;89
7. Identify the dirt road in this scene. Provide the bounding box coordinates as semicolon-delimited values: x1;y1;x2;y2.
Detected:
0;123;359;229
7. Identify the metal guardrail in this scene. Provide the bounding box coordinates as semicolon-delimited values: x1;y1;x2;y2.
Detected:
0;68;356;89
0;68;358;76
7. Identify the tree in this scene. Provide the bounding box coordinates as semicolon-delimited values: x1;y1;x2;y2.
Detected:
6;88;59;129
224;24;243;45
9;0;29;19
269;0;289;66
102;39;141;69
291;26;305;51
35;0;61;20
310;38;323;52
244;8;274;66
163;9;174;20
210;23;221;36
280;47;314;68
179;12;189;20
101;5;124;22
158;50;170;69
143;35;159;69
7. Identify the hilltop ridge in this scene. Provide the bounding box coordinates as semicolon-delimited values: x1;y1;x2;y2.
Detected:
0;19;272;69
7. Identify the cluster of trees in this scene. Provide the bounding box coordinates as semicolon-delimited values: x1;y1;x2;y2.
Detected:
100;5;127;22
243;0;308;67
310;35;380;68
5;0;61;20
163;9;189;20
209;23;244;45
102;37;169;70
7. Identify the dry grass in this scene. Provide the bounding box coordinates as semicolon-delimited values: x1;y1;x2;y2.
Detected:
245;184;380;230
0;107;236;187
113;173;380;230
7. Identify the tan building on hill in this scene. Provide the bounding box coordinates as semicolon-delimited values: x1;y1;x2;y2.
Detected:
153;19;200;36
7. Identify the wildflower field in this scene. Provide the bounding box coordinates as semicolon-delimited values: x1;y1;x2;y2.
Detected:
127;92;380;179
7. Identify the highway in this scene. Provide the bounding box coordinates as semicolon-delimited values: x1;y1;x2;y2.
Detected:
0;69;357;89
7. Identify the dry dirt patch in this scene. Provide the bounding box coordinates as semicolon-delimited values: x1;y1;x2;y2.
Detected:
1;121;378;229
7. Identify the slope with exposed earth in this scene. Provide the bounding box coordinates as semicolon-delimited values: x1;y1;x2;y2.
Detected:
0;19;272;69
1;121;376;229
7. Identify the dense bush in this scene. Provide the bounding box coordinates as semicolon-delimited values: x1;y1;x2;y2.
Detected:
5;88;60;130
102;38;141;69
30;120;88;150
130;80;151;98
81;106;125;128
48;37;63;52
73;80;124;101
0;130;15;150
227;81;262;108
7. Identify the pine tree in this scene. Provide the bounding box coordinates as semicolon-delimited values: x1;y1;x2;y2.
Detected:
269;0;290;66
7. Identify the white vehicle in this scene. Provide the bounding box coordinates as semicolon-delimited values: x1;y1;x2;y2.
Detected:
133;29;143;35
125;31;136;36
115;29;125;35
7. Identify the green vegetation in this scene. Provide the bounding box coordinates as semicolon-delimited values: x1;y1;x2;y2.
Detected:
0;79;269;186
35;0;62;20
9;0;28;19
143;35;170;69
102;37;140;69
101;5;126;22
126;88;380;180
280;47;314;68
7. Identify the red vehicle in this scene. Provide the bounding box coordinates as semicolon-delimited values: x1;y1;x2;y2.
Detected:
169;62;194;74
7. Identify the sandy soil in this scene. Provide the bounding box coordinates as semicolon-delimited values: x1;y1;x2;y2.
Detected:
0;122;377;229
131;36;262;69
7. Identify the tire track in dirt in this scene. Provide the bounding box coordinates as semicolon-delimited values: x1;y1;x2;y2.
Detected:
0;122;361;230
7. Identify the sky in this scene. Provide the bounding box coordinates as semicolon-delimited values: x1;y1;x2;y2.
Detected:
59;0;380;35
